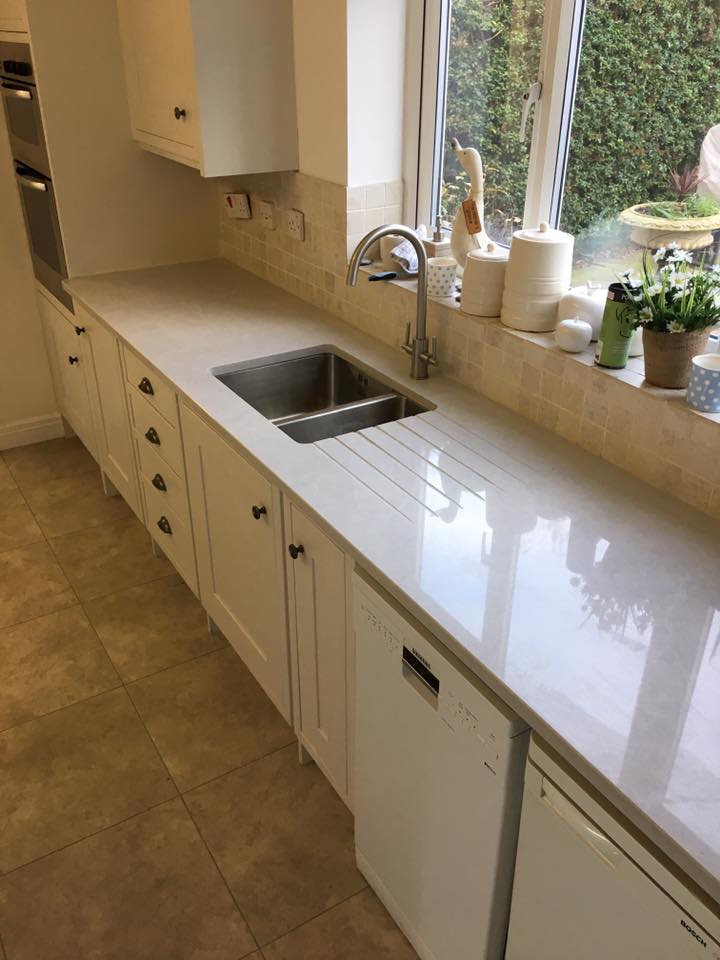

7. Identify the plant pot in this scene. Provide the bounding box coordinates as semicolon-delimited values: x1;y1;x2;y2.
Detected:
642;328;710;388
619;204;720;250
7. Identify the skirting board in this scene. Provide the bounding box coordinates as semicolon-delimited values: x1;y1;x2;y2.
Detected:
0;413;64;451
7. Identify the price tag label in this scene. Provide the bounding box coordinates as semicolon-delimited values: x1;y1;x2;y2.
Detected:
462;199;483;235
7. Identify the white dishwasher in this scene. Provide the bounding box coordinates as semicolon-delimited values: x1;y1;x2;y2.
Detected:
353;571;530;960
506;738;720;960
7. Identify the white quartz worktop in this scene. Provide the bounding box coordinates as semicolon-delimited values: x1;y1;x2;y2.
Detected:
66;259;720;906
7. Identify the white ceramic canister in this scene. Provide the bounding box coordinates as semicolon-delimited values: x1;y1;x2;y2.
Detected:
460;242;509;317
501;221;574;332
557;282;607;340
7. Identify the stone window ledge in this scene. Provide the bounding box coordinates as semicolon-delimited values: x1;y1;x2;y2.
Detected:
360;264;720;429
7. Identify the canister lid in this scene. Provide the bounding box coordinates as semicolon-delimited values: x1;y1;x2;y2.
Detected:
467;241;509;262
513;220;573;244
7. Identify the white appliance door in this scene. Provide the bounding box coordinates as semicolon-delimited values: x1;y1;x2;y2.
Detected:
506;764;720;960
353;574;527;960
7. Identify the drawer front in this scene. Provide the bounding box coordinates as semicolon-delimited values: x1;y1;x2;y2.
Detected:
124;348;179;429
136;439;190;524
142;477;197;594
130;390;184;477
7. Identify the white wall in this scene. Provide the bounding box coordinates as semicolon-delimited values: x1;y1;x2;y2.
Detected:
292;0;348;184
347;0;406;187
0;115;59;449
26;0;219;277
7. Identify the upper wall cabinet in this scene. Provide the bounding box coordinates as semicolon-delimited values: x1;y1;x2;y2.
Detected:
116;0;298;177
0;0;28;32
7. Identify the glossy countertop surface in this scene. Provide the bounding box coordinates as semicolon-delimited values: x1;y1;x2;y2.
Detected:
66;259;720;905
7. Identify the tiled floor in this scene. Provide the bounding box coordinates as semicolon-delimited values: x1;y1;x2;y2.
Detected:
0;437;417;959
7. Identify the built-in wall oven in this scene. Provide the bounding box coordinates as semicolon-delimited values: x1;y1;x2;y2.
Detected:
1;40;72;310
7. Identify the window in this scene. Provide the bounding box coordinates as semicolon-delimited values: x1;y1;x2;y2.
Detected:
407;0;720;279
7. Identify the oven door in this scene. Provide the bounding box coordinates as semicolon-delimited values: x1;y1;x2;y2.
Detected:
2;80;50;175
14;164;73;312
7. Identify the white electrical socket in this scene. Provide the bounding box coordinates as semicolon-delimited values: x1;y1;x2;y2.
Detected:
287;208;305;242
224;192;251;219
257;199;275;230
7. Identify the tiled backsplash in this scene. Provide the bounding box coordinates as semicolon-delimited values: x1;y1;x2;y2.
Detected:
219;172;720;520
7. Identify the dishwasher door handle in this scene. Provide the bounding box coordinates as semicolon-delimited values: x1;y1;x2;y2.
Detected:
540;779;621;868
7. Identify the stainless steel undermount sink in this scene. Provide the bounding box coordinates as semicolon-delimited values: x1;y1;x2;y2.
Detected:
214;351;430;443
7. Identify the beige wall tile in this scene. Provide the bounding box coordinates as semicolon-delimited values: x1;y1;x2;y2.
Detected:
216;171;720;521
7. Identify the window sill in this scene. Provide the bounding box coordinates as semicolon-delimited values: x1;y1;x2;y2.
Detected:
359;263;720;427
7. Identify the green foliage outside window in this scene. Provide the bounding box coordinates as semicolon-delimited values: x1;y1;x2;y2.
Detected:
442;0;720;260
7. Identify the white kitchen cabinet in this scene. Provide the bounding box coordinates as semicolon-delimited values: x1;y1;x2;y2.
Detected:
116;0;298;177
181;403;291;721
286;503;354;805
0;0;28;32
37;291;97;460
76;306;141;518
124;348;198;596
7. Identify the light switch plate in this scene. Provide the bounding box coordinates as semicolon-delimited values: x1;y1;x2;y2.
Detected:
257;199;275;230
224;193;251;219
287;208;305;242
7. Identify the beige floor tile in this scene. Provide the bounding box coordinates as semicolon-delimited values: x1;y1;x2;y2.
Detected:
0;542;76;629
0;459;18;495
3;437;96;490
49;517;173;601
186;744;364;945
22;470;132;538
84;575;225;681
263;889;417;960
128;647;295;792
0;606;120;731
0;687;175;872
0;497;44;554
0;799;257;960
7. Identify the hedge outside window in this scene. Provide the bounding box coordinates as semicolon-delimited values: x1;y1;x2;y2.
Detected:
428;0;720;278
563;0;720;283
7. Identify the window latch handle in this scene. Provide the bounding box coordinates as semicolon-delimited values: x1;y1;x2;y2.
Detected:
520;80;542;140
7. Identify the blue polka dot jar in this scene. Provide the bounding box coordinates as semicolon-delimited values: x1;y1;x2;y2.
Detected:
687;354;720;413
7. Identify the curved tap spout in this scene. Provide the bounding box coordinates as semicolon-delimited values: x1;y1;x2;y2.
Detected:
346;224;437;379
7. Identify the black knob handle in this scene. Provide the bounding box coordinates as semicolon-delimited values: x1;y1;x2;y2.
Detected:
288;543;304;560
152;473;167;492
145;426;160;445
157;515;172;535
68;355;79;365
74;325;85;336
174;106;186;120
138;376;154;396
251;505;267;520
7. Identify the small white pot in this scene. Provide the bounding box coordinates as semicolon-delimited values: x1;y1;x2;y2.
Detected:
555;318;593;353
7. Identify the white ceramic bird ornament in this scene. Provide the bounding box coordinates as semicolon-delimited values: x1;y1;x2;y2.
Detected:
450;138;492;272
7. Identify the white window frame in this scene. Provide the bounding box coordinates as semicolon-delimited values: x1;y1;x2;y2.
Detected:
403;0;587;233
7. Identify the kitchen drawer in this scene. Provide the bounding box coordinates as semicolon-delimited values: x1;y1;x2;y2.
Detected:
124;349;179;429
142;476;197;595
136;439;190;523
129;390;184;477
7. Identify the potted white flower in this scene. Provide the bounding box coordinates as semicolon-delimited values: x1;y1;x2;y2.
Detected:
618;244;720;388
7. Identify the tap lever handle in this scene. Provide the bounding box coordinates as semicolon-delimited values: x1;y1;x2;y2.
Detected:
401;321;414;354
421;337;439;366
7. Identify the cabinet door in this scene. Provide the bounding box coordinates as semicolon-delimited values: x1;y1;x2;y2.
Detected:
288;503;350;800
38;293;97;459
80;310;141;518
116;0;199;155
0;0;28;31
181;403;291;721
